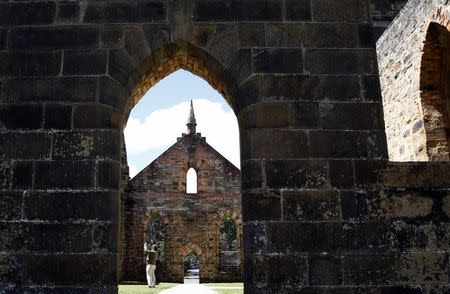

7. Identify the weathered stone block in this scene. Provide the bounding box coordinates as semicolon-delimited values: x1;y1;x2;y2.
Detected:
24;192;118;222
243;223;267;254
286;0;311;20
311;0;370;22
0;2;56;25
0;222;24;251
0;133;51;160
368;191;434;220
391;222;432;251
238;102;289;128
12;161;33;189
143;24;171;51
34;161;94;189
193;0;282;22
267;23;359;48
108;49;137;90
226;49;252;87
0;254;22;283
123;26;152;67
319;102;383;130
253;49;303;73
329;160;354;189
247;254;308;288
97;160;121;189
242;129;309;159
98;77;130;111
9;26;100;50
44;104;72;130
289;102;319;128
63;50;107;75
24;223;93;253
57;1;81;22
340;191;368;220
239;24;265;47
241;160;263;190
265;160;329;189
73;105;123;129
101;26;124;48
262;75;362;101
305;49;377;74
362;75;383;101
22;254;117;284
0;161;10;189
308;254;342;285
442;194;450;218
242;191;281;221
0;105;43;129
343;253;448;285
0;30;6;50
310;130;386;159
358;24;376;48
0;192;22;221
84;1;166;23
342;221;392;251
52;130;121;160
282;190;341;221
4;77;97;103
0;52;61;77
93;222;118;253
267;222;343;252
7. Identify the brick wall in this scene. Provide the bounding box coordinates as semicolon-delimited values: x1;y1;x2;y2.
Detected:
122;133;242;283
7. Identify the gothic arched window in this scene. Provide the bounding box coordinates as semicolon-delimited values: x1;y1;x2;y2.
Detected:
186;167;197;194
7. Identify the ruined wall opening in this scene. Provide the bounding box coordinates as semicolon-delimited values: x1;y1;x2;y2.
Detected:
120;46;242;286
184;250;200;283
219;218;239;267
186;167;198;194
420;22;450;161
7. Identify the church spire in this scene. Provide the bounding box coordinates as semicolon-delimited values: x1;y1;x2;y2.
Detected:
186;100;197;135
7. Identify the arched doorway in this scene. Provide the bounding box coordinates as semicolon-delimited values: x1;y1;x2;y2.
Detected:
183;250;200;284
120;42;242;285
420;22;450;161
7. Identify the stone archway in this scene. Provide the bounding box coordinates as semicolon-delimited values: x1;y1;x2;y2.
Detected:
3;1;449;293
420;22;450;160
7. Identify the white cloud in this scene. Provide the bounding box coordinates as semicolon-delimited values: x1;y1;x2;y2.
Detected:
124;99;240;169
128;163;138;178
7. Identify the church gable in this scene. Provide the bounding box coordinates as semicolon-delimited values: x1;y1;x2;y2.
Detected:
127;101;240;194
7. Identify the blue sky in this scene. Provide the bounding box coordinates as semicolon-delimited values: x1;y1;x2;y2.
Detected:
124;70;240;178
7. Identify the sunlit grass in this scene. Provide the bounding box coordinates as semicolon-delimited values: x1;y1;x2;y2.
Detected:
204;282;244;294
118;283;178;294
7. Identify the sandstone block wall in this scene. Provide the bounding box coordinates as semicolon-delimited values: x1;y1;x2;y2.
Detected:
377;0;450;161
0;1;448;293
122;133;242;283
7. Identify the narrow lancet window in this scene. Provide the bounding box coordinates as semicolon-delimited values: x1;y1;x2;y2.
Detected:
186;167;197;194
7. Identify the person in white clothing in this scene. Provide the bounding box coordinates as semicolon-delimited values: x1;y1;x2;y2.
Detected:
144;243;158;288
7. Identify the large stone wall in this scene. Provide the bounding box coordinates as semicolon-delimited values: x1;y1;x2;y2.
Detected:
377;0;450;161
122;133;242;283
0;1;449;293
371;0;407;39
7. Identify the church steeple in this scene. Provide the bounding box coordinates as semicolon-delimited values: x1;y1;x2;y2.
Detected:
186;100;197;135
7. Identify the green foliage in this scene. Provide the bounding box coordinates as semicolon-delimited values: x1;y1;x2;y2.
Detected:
184;250;199;272
147;218;165;263
220;218;238;251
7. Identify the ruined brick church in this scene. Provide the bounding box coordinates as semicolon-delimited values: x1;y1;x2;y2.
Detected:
1;0;450;293
121;102;242;283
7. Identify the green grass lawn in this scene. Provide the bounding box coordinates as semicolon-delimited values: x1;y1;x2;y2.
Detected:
204;282;244;294
118;282;243;294
118;283;178;294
